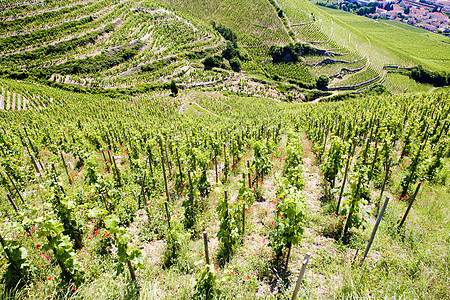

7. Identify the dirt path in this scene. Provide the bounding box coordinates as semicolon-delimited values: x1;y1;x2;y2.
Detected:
190;101;228;119
302;156;323;214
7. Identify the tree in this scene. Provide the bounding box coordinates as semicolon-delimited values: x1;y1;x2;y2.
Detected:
229;57;241;72
170;80;178;97
405;6;410;14
316;75;330;90
222;41;238;60
202;55;223;70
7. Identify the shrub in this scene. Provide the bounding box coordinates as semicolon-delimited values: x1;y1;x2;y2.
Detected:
316;75;330;90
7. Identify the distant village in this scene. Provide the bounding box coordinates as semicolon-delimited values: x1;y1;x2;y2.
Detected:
336;0;450;33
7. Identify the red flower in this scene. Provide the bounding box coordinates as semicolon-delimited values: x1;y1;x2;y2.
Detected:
48;277;51;280
25;232;30;237
246;275;250;279
72;287;77;291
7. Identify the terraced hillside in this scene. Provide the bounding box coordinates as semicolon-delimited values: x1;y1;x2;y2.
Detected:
1;0;447;100
161;0;449;92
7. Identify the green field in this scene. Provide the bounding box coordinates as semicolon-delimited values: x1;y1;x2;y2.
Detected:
275;0;450;88
384;72;434;94
318;7;450;72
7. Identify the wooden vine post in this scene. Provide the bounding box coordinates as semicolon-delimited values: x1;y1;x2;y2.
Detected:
101;149;110;172
161;155;171;229
214;148;218;183
336;140;357;215
6;193;19;213
376;158;392;217
23;125;45;171
187;169;194;208
127;260;138;285
5;170;26;205
398;181;422;228
30;153;43;181
107;149;114;166
147;151;156;187
368;146;379;182
165;142;172;179
60;151;72;185
110;151;122;187
176;148;183;186
223;144;227;181
342;174;363;238
242;172;246;240
400;133;428;199
361;197;390;264
203;230;210;265
139;176;147;210
291;252;312;300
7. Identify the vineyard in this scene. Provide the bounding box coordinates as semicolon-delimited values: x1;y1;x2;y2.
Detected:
0;0;450;299
0;76;449;298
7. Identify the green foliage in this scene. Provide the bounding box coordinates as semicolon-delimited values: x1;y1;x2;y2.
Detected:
197;170;211;199
269;190;306;258
229;57;241;72
252;140;273;176
0;223;32;291
85;153;99;185
49;181;83;250
0;23;115;68
35;214;84;285
52;41;143;75
141;57;177;73
0;16;94;52
0;6;79;34
321;138;346;189
212;22;237;44
269;42;319;63
170;80;179;96
284;136;304;189
316;74;330;90
202;55;225;70
193;264;217;300
217;193;239;266
212;23;248;72
115;194;137;227
410;65;450;87
355;6;376;16
162;220;189;268
341;169;370;233
104;215;144;277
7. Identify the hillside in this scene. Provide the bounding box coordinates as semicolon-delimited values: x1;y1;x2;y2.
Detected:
0;0;448;101
0;1;449;300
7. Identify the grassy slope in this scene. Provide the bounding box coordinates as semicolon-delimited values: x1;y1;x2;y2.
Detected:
315;6;450;72
276;0;449;86
384;72;434;94
158;0;291;46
